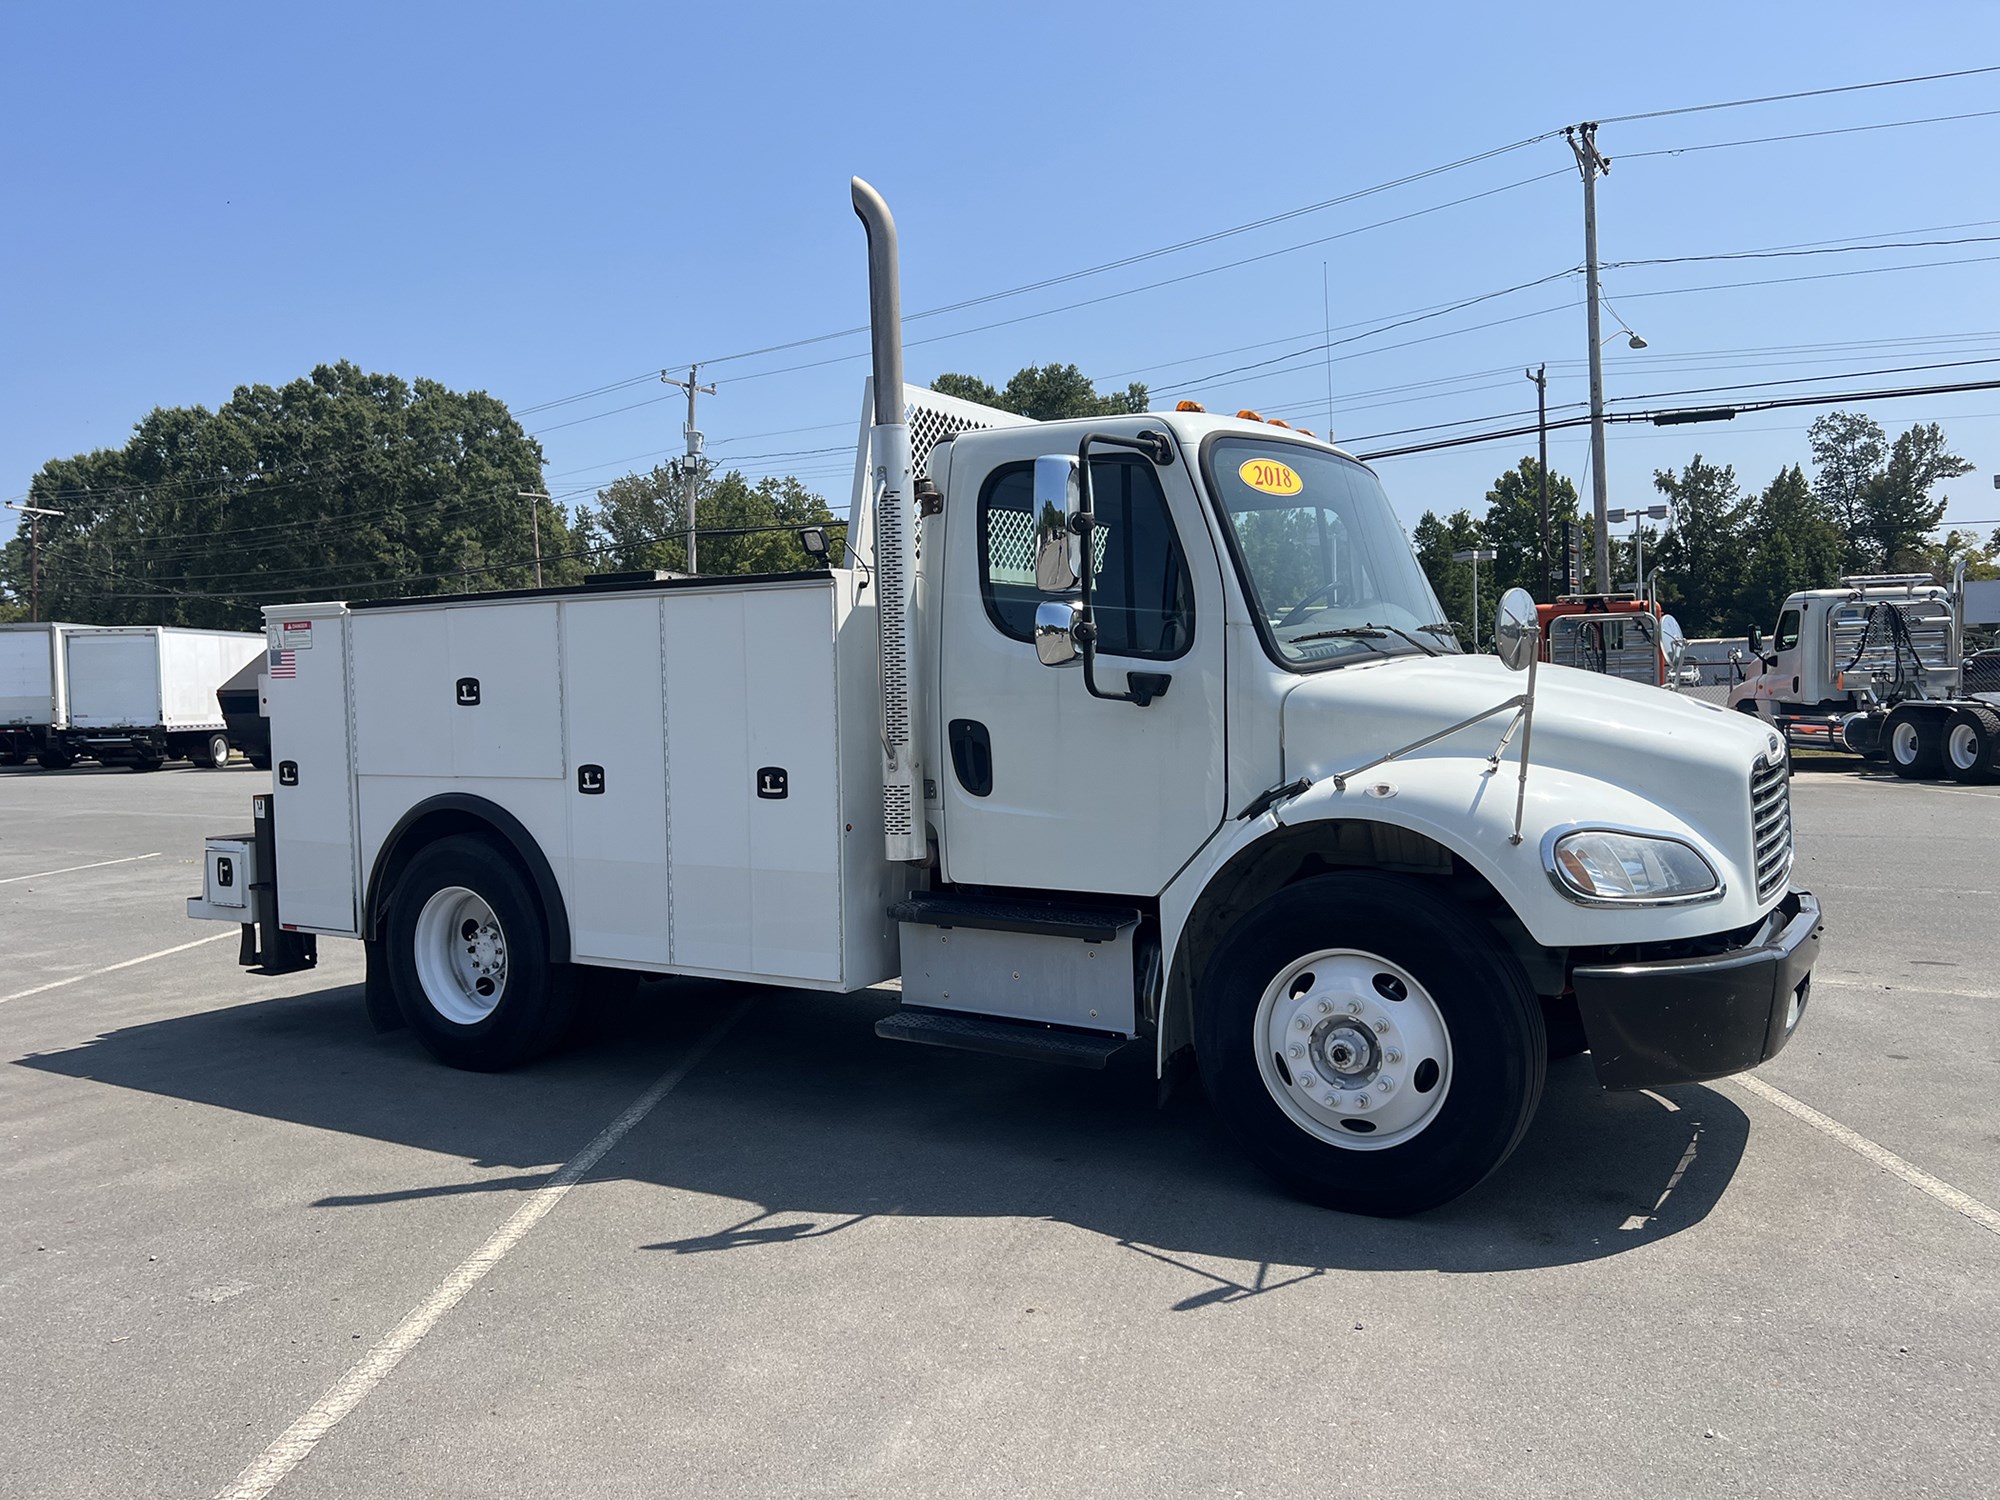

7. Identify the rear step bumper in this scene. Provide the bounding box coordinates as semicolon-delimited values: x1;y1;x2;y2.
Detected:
875;1008;1131;1069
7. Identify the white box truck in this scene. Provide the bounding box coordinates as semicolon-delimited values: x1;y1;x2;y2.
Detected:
0;622;81;767
186;180;1822;1215
60;626;265;770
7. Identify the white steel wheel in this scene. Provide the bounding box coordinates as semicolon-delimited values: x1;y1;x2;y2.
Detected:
1948;721;1981;773
1891;719;1922;765
1253;949;1453;1150
413;885;510;1025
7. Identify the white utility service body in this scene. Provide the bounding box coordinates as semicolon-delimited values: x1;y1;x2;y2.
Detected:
0;622;79;764
55;625;264;769
186;178;1821;1215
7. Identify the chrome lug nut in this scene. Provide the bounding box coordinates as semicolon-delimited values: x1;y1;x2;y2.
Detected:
1373;1018;1390;1034
1347;1000;1364;1015
1384;1049;1401;1065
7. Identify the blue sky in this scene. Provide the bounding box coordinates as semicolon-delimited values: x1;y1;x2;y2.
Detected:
5;1;1998;554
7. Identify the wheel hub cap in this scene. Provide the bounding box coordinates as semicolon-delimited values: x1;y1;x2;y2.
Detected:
1256;949;1453;1150
414;886;509;1025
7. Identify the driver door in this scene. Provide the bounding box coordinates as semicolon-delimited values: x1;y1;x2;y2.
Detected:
936;447;1227;897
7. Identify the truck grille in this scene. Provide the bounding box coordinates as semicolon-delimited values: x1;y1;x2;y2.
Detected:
1751;756;1792;902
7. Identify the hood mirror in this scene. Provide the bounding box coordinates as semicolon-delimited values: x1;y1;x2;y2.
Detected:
1032;455;1082;592
1659;614;1687;681
1494;588;1539;672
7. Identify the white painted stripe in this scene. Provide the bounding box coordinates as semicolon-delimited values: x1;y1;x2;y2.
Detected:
1812;977;1999;1001
0;851;160;885
214;1001;750;1500
1732;1074;2000;1237
0;930;236;1006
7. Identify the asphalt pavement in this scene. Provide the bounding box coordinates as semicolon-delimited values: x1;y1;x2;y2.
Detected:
2;755;1996;1498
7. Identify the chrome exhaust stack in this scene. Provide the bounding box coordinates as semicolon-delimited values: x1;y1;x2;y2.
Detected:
852;178;925;863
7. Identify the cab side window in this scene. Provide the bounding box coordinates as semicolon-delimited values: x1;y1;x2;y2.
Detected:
1775;609;1801;652
978;458;1193;659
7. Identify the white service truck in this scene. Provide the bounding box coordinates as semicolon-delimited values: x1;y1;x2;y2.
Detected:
0;622;80;767
56;625;265;770
186;180;1821;1215
1728;569;1999;782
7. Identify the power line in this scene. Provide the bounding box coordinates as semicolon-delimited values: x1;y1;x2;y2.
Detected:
1591;64;2000;126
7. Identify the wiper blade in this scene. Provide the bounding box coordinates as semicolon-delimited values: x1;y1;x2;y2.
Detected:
1292;623;1440;657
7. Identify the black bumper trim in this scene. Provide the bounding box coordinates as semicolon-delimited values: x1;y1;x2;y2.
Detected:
1571;889;1821;1090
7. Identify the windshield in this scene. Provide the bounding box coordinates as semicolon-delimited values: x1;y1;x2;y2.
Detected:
1207;437;1460;669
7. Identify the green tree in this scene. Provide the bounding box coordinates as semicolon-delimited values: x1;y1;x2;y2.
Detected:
1650;456;1749;637
1737;463;1842;632
1412;508;1484;640
1479;456;1580;602
930;363;1147;421
572;467;836;575
1863;422;1972;570
1807;410;1885;571
0;362;562;629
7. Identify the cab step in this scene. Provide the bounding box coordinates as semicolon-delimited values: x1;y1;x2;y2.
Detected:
889;891;1140;942
875;1007;1132;1069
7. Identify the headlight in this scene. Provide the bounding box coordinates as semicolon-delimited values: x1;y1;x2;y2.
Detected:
1546;830;1722;905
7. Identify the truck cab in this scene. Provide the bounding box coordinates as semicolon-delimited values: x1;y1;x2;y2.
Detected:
186;178;1824;1217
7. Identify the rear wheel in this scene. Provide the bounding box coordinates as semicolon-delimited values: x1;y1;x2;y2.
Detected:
36;750;74;770
1945;705;1999;784
247;751;272;771
386;834;575;1070
1195;872;1545;1217
1886;706;1942;780
193;732;232;767
130;753;166;772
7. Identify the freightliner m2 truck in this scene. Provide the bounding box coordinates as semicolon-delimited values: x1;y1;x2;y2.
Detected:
1729;567;1999;782
186;180;1821;1215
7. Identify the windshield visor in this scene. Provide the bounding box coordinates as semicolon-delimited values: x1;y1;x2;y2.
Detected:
1207;438;1459;669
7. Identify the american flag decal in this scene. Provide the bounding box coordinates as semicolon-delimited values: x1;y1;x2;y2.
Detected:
269;649;297;679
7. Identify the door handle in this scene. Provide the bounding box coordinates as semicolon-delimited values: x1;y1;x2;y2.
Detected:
948;719;993;797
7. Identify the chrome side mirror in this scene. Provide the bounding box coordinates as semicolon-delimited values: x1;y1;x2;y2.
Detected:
1494;587;1539;672
1659;613;1686;681
1034;599;1082;666
1746;625;1764;656
1032;454;1082;592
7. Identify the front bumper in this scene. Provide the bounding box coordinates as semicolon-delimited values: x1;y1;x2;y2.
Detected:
1571;888;1821;1090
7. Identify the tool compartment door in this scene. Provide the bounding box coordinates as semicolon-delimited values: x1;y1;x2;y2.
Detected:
265;607;358;934
561;596;671;966
664;582;842;982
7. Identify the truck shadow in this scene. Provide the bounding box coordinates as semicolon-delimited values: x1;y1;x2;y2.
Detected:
14;977;1749;1283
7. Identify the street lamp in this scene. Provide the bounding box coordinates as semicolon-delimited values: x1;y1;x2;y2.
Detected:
1452;547;1498;650
1604;503;1672;596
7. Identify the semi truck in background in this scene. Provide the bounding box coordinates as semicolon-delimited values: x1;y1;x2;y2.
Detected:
1536;594;1686;688
0;622;79;767
183;179;1821;1217
1729;567;1999;783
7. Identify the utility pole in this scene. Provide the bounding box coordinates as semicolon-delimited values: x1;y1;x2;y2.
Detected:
1566;122;1613;595
1525;363;1550;600
662;365;716;574
516;492;551;588
6;501;65;622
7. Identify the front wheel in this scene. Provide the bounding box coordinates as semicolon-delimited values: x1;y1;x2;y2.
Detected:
1196;873;1546;1216
386;834;576;1070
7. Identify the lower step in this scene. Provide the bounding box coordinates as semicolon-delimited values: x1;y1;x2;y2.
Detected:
875;1008;1132;1070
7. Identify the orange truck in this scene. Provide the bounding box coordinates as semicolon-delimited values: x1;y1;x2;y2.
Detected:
1536;595;1682;687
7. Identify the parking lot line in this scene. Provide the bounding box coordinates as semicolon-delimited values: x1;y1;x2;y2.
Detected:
0;931;236;1007
0;852;160;885
1731;1074;2000;1238
213;999;751;1500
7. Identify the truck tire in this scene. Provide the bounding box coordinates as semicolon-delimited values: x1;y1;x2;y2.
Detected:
0;750;22;767
130;753;166;772
201;732;233;768
1944;705;2000;785
1194;872;1546;1217
1885;706;1943;780
247;751;273;771
36;750;74;770
386;834;576;1071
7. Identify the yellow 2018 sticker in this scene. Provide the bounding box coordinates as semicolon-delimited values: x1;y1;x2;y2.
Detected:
1238;458;1303;496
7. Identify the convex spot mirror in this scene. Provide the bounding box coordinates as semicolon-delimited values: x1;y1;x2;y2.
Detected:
1034;599;1082;666
1659;614;1687;675
1494;588;1540;672
1032;454;1082;593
